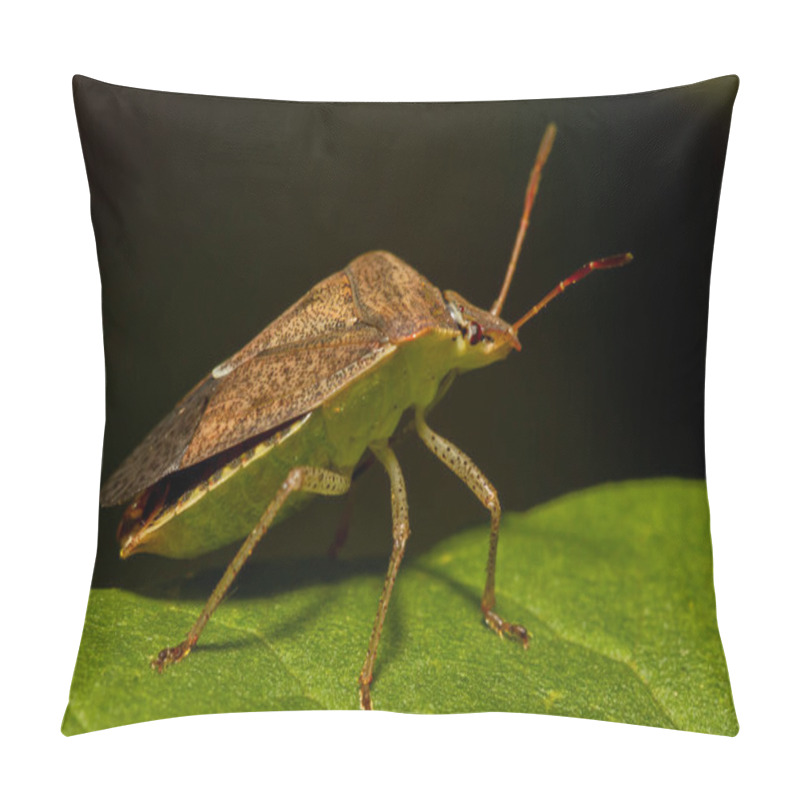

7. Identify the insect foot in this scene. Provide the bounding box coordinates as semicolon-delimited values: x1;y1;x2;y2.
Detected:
483;608;530;650
151;640;193;672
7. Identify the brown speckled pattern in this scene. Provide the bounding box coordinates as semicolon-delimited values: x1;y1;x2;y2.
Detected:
100;376;217;507
101;251;460;507
345;251;455;340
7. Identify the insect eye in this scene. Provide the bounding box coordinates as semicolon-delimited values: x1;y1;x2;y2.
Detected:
467;322;483;345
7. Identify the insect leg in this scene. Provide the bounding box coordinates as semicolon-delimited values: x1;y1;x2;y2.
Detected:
415;409;528;648
152;465;351;672
359;441;410;711
327;490;358;559
327;451;375;559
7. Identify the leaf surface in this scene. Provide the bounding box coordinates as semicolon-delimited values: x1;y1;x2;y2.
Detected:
63;479;737;735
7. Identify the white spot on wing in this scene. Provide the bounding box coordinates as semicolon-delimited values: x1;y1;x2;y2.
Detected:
212;362;234;379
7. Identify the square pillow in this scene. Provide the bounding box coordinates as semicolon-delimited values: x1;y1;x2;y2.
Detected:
64;74;738;735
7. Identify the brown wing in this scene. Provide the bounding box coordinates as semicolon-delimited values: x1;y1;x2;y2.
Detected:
101;265;393;506
180;332;393;467
100;375;219;506
101;251;455;507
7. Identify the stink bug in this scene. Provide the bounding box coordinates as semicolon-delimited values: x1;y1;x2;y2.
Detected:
101;123;633;710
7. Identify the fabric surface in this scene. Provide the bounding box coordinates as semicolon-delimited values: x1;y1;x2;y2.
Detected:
65;75;738;734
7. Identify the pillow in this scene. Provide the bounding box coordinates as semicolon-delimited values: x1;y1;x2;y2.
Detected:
64;74;738;734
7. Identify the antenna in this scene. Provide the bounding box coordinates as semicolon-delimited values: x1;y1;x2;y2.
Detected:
491;123;557;316
513;253;634;333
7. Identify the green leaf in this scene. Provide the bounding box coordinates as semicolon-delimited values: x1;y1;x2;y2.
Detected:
63;479;737;735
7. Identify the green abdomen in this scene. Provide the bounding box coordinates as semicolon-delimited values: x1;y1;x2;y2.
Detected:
128;339;450;559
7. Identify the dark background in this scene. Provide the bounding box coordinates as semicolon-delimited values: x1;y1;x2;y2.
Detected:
74;75;738;587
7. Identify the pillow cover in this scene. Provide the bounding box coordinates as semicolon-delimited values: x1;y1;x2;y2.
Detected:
64;75;738;734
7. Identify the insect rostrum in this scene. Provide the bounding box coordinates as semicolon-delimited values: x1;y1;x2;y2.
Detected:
101;124;632;710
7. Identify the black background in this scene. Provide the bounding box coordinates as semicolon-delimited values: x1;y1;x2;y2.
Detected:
74;75;738;586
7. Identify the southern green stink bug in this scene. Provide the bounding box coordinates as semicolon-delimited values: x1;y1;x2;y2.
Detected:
101;123;633;710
